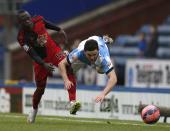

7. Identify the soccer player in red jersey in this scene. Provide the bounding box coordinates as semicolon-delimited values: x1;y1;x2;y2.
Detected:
17;10;80;123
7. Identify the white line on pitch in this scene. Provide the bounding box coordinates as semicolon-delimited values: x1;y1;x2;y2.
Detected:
0;114;170;128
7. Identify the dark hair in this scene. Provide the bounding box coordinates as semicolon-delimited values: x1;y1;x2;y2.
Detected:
17;10;31;21
84;39;99;51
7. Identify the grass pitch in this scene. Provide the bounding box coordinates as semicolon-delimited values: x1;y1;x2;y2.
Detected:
0;113;169;131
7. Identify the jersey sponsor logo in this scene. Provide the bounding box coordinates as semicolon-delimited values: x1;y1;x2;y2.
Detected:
107;62;113;69
37;33;47;47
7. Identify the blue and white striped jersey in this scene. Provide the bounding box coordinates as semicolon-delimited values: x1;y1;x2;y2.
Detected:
67;36;114;74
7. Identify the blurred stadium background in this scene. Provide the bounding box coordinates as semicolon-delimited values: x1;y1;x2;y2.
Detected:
1;0;170;127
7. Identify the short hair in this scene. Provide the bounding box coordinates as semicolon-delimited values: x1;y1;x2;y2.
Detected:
17;10;31;21
84;39;99;51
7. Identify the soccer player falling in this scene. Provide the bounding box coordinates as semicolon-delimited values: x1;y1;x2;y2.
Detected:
63;35;117;103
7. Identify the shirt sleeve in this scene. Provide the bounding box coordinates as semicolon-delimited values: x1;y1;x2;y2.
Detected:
67;49;80;64
98;35;114;74
43;19;61;31
101;56;114;74
17;29;45;65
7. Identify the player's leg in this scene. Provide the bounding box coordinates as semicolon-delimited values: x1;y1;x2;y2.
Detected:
28;82;46;123
27;65;48;123
32;79;47;110
66;66;81;115
66;66;76;101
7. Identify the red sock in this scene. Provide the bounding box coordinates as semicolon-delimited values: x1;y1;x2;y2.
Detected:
66;66;76;101
67;73;76;101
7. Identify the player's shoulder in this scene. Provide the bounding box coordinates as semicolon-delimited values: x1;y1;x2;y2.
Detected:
68;48;80;61
70;48;81;55
32;15;44;23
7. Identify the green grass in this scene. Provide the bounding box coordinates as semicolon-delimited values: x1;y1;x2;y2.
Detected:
0;113;169;131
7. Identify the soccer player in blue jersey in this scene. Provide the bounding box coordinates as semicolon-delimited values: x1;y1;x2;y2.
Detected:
63;35;117;114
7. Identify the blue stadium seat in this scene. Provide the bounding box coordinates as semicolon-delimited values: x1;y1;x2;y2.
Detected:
157;25;170;35
156;47;170;58
137;24;154;34
158;35;170;47
114;35;140;47
110;46;139;56
163;16;170;25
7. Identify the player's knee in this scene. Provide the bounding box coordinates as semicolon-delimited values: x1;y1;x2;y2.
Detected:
35;86;45;95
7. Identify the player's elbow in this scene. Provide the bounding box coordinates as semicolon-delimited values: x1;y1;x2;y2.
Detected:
112;73;117;85
110;70;117;86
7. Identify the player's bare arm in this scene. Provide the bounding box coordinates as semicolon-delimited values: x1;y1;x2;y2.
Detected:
58;59;73;90
95;69;117;103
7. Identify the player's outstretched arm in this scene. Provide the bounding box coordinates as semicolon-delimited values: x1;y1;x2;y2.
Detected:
58;58;73;90
95;69;117;103
44;19;61;31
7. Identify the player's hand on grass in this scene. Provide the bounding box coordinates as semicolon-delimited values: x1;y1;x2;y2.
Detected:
94;93;105;103
43;63;55;72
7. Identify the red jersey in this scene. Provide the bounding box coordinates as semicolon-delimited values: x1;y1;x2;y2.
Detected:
17;15;59;59
17;15;65;83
